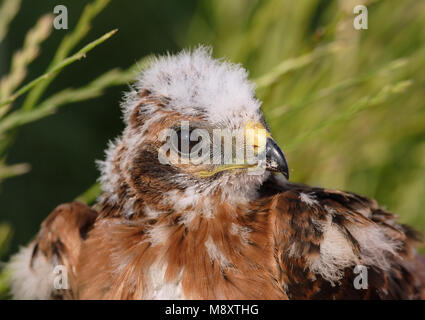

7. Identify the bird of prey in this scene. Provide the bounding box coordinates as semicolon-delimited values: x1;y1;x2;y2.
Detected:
8;47;425;300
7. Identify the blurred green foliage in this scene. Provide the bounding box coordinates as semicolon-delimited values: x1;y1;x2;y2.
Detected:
0;223;12;298
1;0;425;298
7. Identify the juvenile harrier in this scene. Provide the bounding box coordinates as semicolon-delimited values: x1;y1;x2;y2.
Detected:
8;48;425;299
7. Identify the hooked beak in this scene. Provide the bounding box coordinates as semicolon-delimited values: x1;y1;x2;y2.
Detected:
265;138;289;180
196;122;289;179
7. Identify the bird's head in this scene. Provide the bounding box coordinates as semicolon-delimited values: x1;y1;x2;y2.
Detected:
99;47;288;211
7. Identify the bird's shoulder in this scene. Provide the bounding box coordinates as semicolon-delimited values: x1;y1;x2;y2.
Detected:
253;176;425;299
8;201;98;299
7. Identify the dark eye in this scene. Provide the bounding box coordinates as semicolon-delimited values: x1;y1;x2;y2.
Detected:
175;127;201;155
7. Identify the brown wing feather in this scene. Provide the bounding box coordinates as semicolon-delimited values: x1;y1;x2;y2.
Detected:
30;202;98;299
260;180;425;299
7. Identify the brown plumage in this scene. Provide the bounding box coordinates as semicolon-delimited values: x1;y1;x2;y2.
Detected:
8;48;425;299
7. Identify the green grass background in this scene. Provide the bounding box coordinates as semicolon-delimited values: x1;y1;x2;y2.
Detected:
1;0;425;297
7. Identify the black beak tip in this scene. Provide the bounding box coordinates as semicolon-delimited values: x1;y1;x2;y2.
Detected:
266;138;289;180
279;162;290;180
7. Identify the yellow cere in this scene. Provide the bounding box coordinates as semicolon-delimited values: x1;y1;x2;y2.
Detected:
244;121;270;153
196;122;270;178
